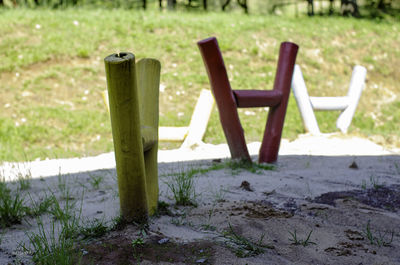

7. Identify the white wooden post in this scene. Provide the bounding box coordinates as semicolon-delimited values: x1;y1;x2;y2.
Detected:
291;65;321;134
181;89;215;149
336;65;367;133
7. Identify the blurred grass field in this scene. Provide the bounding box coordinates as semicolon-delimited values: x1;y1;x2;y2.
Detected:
0;7;399;162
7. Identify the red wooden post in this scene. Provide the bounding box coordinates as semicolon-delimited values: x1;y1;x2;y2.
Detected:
259;42;298;163
198;37;298;163
197;37;251;162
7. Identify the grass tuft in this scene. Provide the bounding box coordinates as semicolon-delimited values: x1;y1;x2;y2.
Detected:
165;168;197;206
0;181;27;227
26;192;57;217
288;229;317;247
16;170;32;191
364;220;394;247
225;159;275;175
79;218;109;239
23;219;81;265
88;174;104;190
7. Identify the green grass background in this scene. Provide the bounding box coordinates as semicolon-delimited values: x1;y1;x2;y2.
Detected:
0;7;399;162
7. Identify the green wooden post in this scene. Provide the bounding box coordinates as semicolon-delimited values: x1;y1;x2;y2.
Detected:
104;52;160;223
137;58;160;215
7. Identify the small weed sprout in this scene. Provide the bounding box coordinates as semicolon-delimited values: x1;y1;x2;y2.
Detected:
361;176;385;190
171;210;188;226
16;170;32;190
201;204;217;231
57;172;68;195
131;230;146;263
361;179;367;190
132;237;145;247
89;174;104;190
211;185;227;203
364;220;394;247
370;175;383;189
223;223;273;258
394;162;400;174
288;229;316;247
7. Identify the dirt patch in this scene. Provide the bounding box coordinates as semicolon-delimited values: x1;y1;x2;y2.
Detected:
229;201;293;219
344;229;364;241
313;184;400;212
325;241;369;257
79;234;215;265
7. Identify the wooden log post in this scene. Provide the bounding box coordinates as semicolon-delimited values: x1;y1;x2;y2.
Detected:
291;65;321;135
104;52;160;223
198;37;251;162
137;58;161;215
258;42;298;163
336;65;366;133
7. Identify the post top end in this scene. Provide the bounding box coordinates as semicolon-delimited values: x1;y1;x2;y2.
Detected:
104;52;135;64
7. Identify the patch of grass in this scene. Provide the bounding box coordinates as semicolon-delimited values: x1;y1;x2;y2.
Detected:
163;160;274;205
225;159;275;175
201;204;217;231
362;175;385;190
165;168;197;206
26;192;57;217
364;220;394;247
223;223;273;258
369;175;384;189
153;200;172;217
50;193;76;223
288;229;317;247
0;181;27;227
0;10;399;162
22;189;85;264
79;218;109;239
110;215;128;231
211;185;227;203
48;188;84;240
22;219;81;265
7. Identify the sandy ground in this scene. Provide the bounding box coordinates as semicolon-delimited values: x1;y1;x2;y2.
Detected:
1;134;400;264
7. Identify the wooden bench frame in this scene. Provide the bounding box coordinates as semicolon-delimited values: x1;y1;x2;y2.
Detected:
197;37;298;163
291;64;367;134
